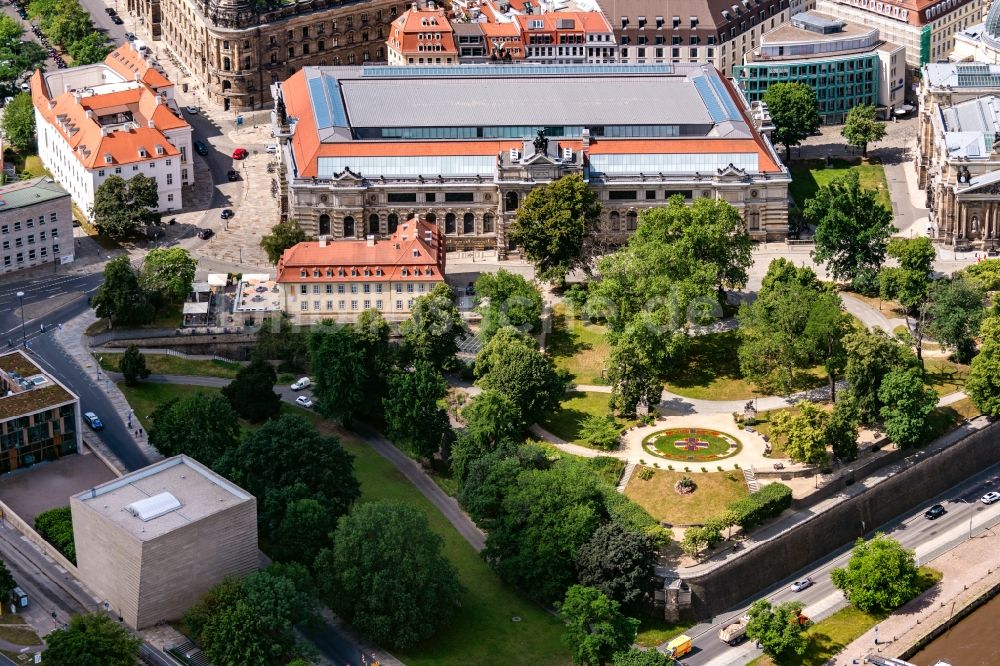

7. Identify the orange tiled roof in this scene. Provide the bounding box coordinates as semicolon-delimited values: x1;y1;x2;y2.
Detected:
104;43;173;89
514;11;612;33
389;8;458;56
276;220;446;283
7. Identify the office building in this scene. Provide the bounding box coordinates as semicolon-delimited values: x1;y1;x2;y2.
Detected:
0;177;73;273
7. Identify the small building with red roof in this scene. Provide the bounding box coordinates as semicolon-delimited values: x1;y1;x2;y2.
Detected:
387;4;460;65
276;219;446;323
31;42;193;220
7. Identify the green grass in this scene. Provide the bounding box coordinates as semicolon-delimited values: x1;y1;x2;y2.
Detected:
71;202;121;250
923;357;970;396
96;353;242;379
924;397;981;443
314;421;570;666
634;617;693;648
643;428;742;462
549;305;611;384
0;622;41;646
538;391;637;447
88;302;185;336
788;159;891;210
625;468;749;525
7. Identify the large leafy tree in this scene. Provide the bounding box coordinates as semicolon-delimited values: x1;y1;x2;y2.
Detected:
67;31;111;65
770;400;831;465
354;308;394;415
148;392;240;467
509;174;602;283
474;326;567;426
42;613;141;666
119;345;150;387
842;328;916;424
607;313;674;417
827;397;860;461
806;171;894;285
557;585;639;666
880;237;937;361
576;522;656;608
383;361;451;459
91;255;154;326
967;315;1000;416
762;82;821;160
474;269;544;341
831;533;921;613
451;390;524;484
91;174;160;238
309;321;367;426
261;219;310;264
140;248;197;303
222;358;281;423
612;649;674;666
804;289;853;402
926;277;985;363
315;501;463;650
841;104;887;157
745;599;808;661
270;497;336;566
878;368;937;448
0;17;45;88
2;93;35;151
0;560;14;596
253;315;309;372
399;283;466;371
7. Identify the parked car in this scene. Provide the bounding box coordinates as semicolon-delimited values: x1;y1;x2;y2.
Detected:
83;412;104;430
295;396;314;408
291;377;311;391
790;578;813;592
220;208;234;219
105;7;116;15
232;147;248;160
197;228;214;240
924;504;947;520
185;105;199;115
193;140;209;156
227;170;239;182
265;144;278;154
111;16;123;24
125;32;136;41
982;491;1000;505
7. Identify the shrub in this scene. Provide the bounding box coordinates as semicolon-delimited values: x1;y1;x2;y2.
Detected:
675;476;697;494
667;465;674;471
717;466;724;472
579;414;622;451
638;467;655;481
701;466;708;473
35;507;76;564
725;483;792;531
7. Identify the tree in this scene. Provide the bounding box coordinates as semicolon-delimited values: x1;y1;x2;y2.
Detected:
762;82;821;160
148;392;240;467
139;248;197;303
612;649;674;666
474;269;544;341
42;612;141;666
607;313;676;417
745;599;808;661
474;326;566;426
67;31;111;64
253;315;309;372
557;585;639;666
222;358;281;423
271;497;335;566
770;401;831;465
841;104;887;157
309;321;367;426
508;174;602;283
806;171;894;284
399;283;466;371
460;389;523;449
0;560;14;597
831;533;921;613
0;17;45;85
91;255;154;326
926;277;985;363
1;93;35;151
578;414;622;451
260;219;310;264
354;308;395;417
119;345;149;387
315;501;462;650
91;174;159;238
576;522;655;607
967;342;1000;417
383;361;451;459
878;368;937;448
804;289;852;402
880;237;937;361
842;328;916;424
826;397;860;461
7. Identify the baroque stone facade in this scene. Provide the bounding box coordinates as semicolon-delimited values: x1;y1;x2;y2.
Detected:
133;0;401;110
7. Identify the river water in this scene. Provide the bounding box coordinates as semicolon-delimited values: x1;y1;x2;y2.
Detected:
910;592;1000;665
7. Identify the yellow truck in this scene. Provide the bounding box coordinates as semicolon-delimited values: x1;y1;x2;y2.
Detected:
665;634;693;659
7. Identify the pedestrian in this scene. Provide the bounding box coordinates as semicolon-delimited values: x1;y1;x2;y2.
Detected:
139;427;143;437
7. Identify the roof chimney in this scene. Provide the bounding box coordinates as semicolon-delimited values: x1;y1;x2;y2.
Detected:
366;235;376;246
319;235;328;247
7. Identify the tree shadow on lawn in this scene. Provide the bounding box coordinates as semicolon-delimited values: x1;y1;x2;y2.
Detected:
548;311;593;360
665;331;744;391
541;405;593;443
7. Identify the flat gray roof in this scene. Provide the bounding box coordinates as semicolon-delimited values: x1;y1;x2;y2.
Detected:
925;62;1000;89
0;177;69;212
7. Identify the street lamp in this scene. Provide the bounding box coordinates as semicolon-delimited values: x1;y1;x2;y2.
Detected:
15;292;26;348
954;498;975;539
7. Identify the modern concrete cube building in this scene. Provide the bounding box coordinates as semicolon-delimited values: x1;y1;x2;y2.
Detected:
70;455;258;629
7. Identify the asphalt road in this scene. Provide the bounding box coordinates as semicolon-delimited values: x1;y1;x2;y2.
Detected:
684;460;1000;666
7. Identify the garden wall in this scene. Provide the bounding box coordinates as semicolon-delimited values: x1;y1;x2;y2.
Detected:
681;421;1000;618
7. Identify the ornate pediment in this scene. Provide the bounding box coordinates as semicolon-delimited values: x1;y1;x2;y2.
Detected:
960;182;1000;196
332;168;362;182
716;163;747;180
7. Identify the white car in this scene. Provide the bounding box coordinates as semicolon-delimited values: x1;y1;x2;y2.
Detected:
290;377;311;391
982;491;1000;505
295;396;313;408
184;105;198;114
265;144;278;154
790;578;814;592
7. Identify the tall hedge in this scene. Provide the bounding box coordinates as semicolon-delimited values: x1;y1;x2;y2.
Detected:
725;483;792;531
35;506;76;564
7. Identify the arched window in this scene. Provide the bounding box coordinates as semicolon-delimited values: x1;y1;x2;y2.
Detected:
482;212;494;233
368;214;380;235
463;212;475;234
626;210;637;231
222;80;232;91
445;213;456;234
425;212;436;223
387;213;399;233
343;216;355;238
504;191;518;212
319;214;331;236
222;57;231;71
608;211;620;232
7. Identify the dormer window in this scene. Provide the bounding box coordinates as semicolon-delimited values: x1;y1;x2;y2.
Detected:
656;16;664;28
376;268;383;276
104;154;113;164
690;16;699;27
326;268;333;277
621;17;629;28
351;268;358;277
138;148;147;158
300;269;307;277
412;249;420;257
364;269;371;276
313;269;320;277
401;268;409;276
338;269;346;277
638;16;646;28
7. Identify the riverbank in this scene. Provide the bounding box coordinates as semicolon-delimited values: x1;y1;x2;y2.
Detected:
833;521;1000;664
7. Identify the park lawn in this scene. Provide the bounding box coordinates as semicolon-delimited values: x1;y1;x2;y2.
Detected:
88;303;184;336
313;421;570;666
788;159;891;210
0;614;40;647
549;305;611;385
925;397;981;443
625;468;749;525
634;616;693;648
96;353;242;379
538;391;637;447
923;357;970;396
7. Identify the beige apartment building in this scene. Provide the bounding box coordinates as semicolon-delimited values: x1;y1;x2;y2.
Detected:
71;456;258;629
0;178;73;274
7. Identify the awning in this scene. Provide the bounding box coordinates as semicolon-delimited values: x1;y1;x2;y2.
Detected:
182;302;210;315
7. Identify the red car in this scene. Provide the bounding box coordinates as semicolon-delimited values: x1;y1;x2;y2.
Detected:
232;148;248;160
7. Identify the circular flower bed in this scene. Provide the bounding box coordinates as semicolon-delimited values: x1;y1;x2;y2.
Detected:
642;427;742;461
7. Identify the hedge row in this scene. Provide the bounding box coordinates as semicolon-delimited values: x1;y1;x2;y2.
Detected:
726;482;793;531
35;506;76;564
